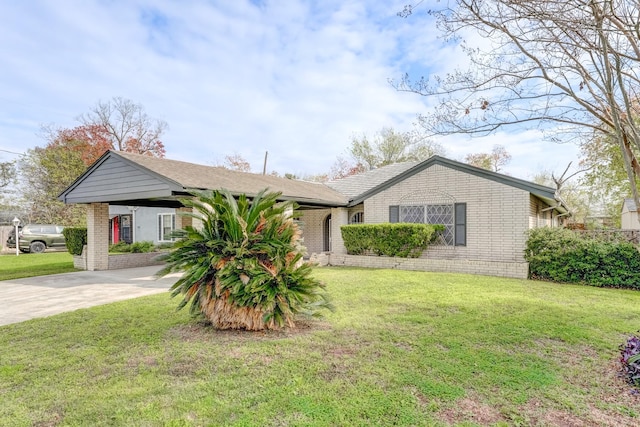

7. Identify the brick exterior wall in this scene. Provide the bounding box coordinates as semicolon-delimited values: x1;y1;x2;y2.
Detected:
176;207;193;230
330;207;348;254
74;249;166;270
299;209;330;255
108;252;166;269
301;165;561;279
327;254;529;279
300;206;365;255
364;164;531;263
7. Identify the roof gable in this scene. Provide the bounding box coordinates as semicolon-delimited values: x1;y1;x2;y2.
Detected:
59;152;182;205
339;155;562;210
326;161;419;199
623;198;637;213
59;151;347;207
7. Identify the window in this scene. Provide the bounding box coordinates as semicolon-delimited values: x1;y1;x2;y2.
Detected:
350;211;364;224
390;203;466;246
158;213;176;242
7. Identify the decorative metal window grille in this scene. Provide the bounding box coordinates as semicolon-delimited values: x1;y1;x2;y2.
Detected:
400;204;454;245
400;206;425;223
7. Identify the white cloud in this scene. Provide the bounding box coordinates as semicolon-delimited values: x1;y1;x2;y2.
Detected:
0;0;581;180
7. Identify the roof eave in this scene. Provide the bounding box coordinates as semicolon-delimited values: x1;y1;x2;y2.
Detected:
347;155;561;207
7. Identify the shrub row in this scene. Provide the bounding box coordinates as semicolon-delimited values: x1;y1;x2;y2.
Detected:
109;241;160;253
62;227;87;256
525;227;640;289
341;223;443;258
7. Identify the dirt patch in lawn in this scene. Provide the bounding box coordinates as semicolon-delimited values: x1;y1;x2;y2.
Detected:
438;396;505;426
166;318;332;343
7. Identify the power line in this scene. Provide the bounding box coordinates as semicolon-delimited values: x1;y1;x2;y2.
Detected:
0;149;25;156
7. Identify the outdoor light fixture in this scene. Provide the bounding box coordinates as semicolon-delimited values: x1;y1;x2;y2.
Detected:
12;217;20;256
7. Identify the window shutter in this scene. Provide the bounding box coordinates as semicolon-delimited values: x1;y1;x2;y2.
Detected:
454;203;466;246
389;205;399;223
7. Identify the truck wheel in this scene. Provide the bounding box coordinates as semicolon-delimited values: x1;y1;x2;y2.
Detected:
29;241;46;253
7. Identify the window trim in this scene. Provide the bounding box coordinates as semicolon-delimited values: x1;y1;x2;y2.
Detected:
158;213;176;242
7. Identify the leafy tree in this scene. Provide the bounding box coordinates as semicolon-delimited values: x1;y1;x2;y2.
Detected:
19;98;168;224
395;1;640;210
348;127;445;171
158;189;333;331
580;130;638;225
465;145;511;172
79;97;167;157
41;124;113;166
19;146;86;225
0;160;16;189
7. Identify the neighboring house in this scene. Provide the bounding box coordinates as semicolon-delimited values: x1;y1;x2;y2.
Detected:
109;205;176;245
59;150;568;278
621;198;640;229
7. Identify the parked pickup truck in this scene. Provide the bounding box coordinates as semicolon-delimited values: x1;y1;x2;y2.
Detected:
6;224;66;253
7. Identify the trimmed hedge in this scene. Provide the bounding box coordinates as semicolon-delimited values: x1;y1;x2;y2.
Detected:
109;241;158;253
341;223;444;258
62;227;87;256
525;227;640;289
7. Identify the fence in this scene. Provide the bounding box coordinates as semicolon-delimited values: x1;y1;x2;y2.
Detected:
573;229;640;244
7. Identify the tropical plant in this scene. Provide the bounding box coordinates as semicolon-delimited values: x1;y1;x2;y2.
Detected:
620;332;640;388
158;189;332;331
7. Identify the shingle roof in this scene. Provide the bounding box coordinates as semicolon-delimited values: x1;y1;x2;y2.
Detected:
624;198;637;212
60;151;566;212
326;155;566;213
115;151;348;206
61;151;347;207
326;162;419;199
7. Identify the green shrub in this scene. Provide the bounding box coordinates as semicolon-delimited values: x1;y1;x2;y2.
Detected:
109;241;157;253
525;227;640;289
62;227;87;256
130;241;155;253
155;242;175;250
109;241;131;253
341;223;444;258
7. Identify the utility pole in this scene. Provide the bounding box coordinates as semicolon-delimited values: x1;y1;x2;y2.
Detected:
262;151;268;175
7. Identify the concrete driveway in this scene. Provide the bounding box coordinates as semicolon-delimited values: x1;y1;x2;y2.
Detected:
0;266;182;326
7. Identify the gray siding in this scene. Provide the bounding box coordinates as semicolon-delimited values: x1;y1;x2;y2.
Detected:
62;157;176;204
109;206;176;245
134;207;176;244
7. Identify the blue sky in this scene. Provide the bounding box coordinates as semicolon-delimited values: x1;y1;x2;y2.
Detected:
0;0;580;179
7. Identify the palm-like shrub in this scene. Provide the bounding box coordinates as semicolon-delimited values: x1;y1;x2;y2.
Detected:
158;189;332;330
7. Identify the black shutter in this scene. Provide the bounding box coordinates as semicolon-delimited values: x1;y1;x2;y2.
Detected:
389;205;399;223
454;203;466;246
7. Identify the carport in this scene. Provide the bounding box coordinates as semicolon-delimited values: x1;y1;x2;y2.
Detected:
58;150;348;271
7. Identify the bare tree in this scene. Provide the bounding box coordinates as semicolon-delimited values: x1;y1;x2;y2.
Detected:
79;97;167;157
222;153;252;172
349;127;446;170
465;144;512;172
394;1;640;209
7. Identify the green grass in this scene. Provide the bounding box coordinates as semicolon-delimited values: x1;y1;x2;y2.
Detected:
0;252;76;281
1;267;639;426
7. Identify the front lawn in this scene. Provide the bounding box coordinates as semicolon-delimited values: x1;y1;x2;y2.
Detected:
1;267;639;426
0;252;76;281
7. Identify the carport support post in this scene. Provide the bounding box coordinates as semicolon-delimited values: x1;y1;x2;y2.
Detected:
86;203;110;271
